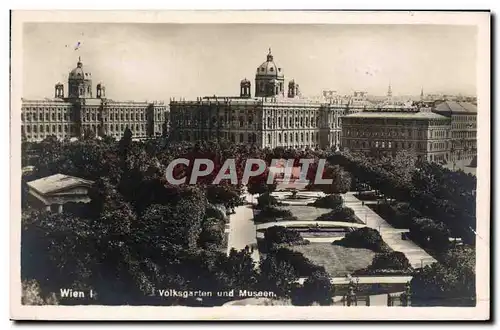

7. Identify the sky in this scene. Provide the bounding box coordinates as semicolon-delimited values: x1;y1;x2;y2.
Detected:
22;23;477;101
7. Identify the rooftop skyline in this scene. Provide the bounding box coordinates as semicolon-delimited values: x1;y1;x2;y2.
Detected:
23;23;477;101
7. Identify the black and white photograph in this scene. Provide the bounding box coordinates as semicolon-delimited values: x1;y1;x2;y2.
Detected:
9;10;490;321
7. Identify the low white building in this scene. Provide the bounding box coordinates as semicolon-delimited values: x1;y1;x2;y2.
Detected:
26;174;94;213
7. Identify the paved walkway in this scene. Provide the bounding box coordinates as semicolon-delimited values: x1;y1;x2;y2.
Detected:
297;275;412;285
227;193;260;265
255;231;345;243
343;192;436;268
256;220;366;230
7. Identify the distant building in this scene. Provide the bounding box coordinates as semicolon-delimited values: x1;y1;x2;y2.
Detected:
341;107;451;163
21;57;169;142
433;101;477;163
26;173;94;213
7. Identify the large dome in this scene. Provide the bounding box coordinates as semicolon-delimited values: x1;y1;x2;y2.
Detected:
256;49;284;78
69;57;92;80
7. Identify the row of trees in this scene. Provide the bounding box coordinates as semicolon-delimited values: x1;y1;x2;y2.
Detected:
330;150;476;245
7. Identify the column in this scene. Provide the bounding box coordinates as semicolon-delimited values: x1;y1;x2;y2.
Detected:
58;204;63;214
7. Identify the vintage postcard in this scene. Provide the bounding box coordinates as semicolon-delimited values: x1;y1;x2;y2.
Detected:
10;10;490;320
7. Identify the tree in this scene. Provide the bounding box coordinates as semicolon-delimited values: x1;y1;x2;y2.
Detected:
257;192;279;209
411;246;475;306
259;254;299;298
198;217;225;249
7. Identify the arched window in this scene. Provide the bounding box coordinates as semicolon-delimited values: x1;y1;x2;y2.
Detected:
310;132;314;141
284;132;288;143
240;133;244;143
278;117;281;127
278;133;282;143
289;117;293;127
300;133;304;142
267;117;271;128
267;134;271;144
295;133;298;143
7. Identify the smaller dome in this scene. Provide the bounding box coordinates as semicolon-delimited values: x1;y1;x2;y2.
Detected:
55;82;63;86
240;78;250;84
289;79;296;85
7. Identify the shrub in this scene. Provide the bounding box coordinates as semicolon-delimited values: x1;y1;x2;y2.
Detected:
257;192;279;209
271;247;326;277
263;226;308;247
254;207;296;223
333;227;391;253
315;207;357;223
307;194;343;209
353;251;413;275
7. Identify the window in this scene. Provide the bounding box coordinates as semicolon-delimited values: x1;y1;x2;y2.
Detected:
45;113;49;120
278;133;282;143
284;133;288;143
26;126;31;133
240;133;244;143
267;134;271;144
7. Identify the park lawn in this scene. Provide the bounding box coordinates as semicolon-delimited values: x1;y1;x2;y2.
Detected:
291;243;375;277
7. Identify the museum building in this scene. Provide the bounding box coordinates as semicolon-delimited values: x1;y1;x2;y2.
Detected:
21;57;169;142
169;49;371;150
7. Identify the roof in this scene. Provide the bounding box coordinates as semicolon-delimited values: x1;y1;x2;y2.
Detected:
434;101;477;113
344;110;449;120
27;174;94;195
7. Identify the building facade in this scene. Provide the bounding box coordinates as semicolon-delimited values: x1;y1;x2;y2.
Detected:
21;57;169;142
433;101;477;163
170;49;365;149
341;107;452;162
